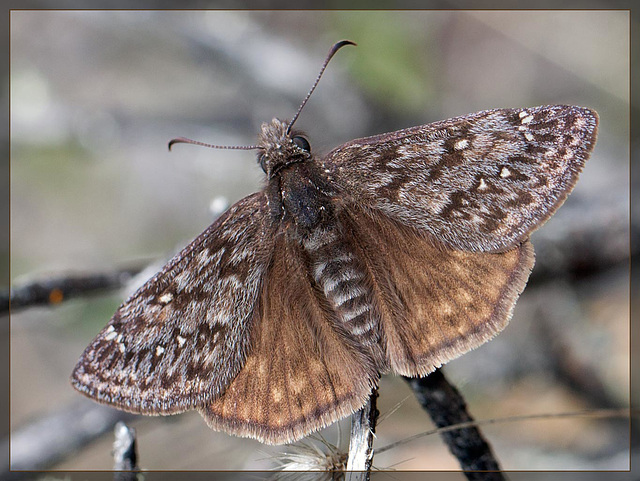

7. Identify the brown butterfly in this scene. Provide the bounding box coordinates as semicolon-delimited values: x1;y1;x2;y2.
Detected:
71;40;599;445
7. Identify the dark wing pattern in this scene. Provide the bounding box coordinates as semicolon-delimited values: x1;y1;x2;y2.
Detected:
322;105;598;252
338;203;535;377
71;192;275;414
200;230;379;445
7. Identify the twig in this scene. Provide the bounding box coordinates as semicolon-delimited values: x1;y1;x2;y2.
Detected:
346;388;378;480
404;369;505;481
531;311;636;448
376;407;631;455
5;399;137;471
113;421;139;481
529;194;631;282
4;265;146;314
534;310;625;410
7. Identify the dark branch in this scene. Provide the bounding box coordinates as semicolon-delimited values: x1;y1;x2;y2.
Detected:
404;369;505;481
4;265;147;314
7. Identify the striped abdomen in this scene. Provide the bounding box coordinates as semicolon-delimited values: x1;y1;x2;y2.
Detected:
302;226;380;349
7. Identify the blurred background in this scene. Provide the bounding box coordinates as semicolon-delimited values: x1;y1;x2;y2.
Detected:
9;9;631;475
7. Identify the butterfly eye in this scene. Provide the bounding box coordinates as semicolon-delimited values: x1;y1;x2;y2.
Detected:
292;136;311;153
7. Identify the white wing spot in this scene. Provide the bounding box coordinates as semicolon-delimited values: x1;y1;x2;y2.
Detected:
454;138;469;150
518;111;529;118
176;335;186;347
104;326;118;341
159;292;173;304
155;345;165;356
499;167;511;178
478;177;489;191
521;114;534;124
524;131;535;141
118;343;126;353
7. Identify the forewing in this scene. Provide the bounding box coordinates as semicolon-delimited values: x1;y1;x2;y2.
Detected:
340;204;535;377
71;192;275;414
323;105;598;252
200;230;379;445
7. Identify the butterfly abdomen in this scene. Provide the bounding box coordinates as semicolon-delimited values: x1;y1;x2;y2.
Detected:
302;225;380;349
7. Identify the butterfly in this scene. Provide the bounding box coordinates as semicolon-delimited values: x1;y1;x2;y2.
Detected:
71;40;599;445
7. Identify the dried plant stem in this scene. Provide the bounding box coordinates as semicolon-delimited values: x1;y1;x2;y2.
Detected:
113;421;139;481
404;369;505;480
345;388;378;480
5;265;146;313
7;400;136;472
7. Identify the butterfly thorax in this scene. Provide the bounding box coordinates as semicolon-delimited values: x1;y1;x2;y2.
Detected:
259;118;340;235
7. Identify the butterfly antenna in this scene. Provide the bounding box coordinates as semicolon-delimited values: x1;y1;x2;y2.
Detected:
286;40;356;134
167;137;261;151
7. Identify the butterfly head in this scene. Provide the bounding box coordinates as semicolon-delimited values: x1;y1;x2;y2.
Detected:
258;118;312;178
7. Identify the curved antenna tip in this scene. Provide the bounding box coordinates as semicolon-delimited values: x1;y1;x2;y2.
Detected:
286;40;357;133
333;40;357;51
168;137;188;151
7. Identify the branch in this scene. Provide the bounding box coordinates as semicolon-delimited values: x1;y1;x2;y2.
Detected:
346;388;378;480
5;399;137;472
404;369;505;481
4;265;147;314
531;312;635;441
529;194;632;283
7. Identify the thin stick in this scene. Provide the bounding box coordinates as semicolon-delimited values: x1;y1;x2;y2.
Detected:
376;406;632;455
346;388;378;480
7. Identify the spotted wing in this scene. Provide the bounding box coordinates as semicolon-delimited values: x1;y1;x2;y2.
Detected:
337;203;535;376
200;230;379;445
323;105;598;252
71;192;275;414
